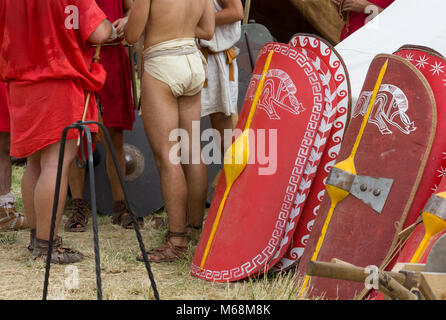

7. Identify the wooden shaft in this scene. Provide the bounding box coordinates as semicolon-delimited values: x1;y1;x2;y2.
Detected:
306;260;407;283
377;270;418;300
243;0;252;25
77;45;102;146
127;45;139;110
306;260;416;294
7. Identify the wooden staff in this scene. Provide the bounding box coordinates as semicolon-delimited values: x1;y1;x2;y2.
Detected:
77;45;102;146
127;44;139;110
306;260;420;300
243;0;252;25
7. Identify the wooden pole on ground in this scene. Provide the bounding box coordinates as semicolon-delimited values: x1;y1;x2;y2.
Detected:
306;260;420;300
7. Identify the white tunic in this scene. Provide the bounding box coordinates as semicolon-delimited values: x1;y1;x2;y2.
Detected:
200;0;241;117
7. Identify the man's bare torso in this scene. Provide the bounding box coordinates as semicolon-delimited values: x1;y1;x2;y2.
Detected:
144;0;209;48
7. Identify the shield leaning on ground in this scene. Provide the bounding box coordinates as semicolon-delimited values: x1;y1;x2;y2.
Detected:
379;45;446;271
191;42;325;282
83;110;222;217
297;54;436;300
270;33;352;272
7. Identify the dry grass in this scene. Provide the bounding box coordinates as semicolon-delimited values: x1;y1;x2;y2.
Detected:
0;165;306;300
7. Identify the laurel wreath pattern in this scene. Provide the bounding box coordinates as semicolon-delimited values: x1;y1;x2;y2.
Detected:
273;35;350;272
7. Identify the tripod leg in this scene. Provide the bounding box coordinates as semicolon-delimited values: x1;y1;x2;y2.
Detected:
97;122;160;300
42;127;71;300
83;125;103;300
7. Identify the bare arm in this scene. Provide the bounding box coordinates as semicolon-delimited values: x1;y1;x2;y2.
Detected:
215;0;243;26
113;0;134;39
123;0;134;16
125;0;150;44
88;19;113;44
196;0;215;41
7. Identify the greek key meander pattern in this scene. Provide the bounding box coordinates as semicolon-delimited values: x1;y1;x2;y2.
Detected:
190;43;323;281
270;47;337;266
273;35;349;271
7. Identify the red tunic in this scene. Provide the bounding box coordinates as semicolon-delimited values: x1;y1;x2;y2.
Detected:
94;0;135;131
340;0;395;41
0;0;107;158
0;82;9;133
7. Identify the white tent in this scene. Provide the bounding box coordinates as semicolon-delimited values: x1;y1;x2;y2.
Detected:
335;0;446;102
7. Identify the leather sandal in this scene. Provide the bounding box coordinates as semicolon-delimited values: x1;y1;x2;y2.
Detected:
0;201;29;231
64;199;89;232
31;237;84;264
136;231;189;263
111;200;144;229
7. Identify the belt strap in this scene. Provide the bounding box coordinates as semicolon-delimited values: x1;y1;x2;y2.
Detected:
200;47;237;88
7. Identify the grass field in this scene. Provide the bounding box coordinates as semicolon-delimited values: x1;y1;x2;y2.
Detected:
0;165;306;300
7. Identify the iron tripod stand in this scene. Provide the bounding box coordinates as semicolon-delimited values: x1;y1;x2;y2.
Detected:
42;120;159;300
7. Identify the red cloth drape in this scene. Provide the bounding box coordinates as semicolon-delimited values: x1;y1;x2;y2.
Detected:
94;0;135;130
0;0;107;157
0;82;9;133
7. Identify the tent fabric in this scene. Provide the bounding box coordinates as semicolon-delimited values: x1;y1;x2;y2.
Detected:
291;0;344;45
335;0;446;102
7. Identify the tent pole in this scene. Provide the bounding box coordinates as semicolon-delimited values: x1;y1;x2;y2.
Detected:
243;0;251;25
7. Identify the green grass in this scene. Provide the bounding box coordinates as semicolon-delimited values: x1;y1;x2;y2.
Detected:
0;232;18;245
1;165;305;300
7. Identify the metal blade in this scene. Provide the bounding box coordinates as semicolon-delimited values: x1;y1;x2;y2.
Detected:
426;233;446;273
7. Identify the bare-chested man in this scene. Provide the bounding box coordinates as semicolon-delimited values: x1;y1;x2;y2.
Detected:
125;0;215;262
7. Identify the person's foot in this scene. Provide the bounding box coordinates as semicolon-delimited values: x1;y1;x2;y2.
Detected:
0;195;29;231
31;237;84;264
64;199;89;232
136;231;189;263
186;224;202;243
111;200;144;229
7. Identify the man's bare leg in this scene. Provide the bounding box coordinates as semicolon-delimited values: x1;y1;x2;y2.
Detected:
69;160;85;199
0;132;11;196
105;127;144;228
21;152;40;230
65;160;89;232
0;132;28;231
210;112;235;153
179;94;208;236
104;127;125;201
140;73;189;248
33;140;78;241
